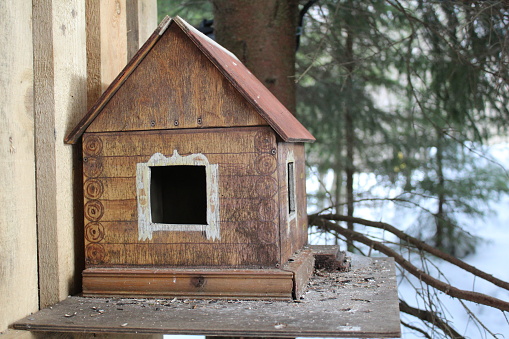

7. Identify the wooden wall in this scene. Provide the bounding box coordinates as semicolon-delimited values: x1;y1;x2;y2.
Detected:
0;0;157;336
0;1;39;334
82;127;282;268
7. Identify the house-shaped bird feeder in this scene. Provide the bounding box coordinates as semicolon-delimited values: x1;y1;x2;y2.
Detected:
65;16;316;300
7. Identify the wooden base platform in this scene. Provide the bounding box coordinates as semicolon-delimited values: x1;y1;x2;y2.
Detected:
83;248;315;300
13;254;401;338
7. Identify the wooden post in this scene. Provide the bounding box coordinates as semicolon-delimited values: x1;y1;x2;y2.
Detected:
33;0;88;308
1;0;157;335
33;0;157;311
86;0;128;108
0;1;38;333
86;0;156;103
126;0;158;61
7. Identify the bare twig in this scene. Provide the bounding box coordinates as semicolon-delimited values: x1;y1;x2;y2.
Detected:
399;299;464;338
401;320;433;339
314;213;509;291
309;216;509;312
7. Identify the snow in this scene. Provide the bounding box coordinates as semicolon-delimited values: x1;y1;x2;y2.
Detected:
398;193;509;338
396;144;509;338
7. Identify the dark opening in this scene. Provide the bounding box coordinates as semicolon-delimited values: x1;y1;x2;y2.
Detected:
288;162;296;213
150;165;207;224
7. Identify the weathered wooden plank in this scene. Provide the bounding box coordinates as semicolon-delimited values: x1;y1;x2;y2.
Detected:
84;197;282;224
86;24;267;134
294;144;308;245
0;1;38;332
86;243;280;267
137;0;158;49
282;248;315;299
13;256;400;338
83;153;276;179
86;0;132;107
82;267;294;299
84;171;278;201
174;17;315;143
83;127;276;157
278;143;308;264
33;0;88;308
126;0;140;61
126;0;157;60
90;220;279;245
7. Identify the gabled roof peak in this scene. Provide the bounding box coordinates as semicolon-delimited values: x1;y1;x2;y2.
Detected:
65;16;314;144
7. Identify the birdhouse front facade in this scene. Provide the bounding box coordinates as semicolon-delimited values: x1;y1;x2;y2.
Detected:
66;17;315;299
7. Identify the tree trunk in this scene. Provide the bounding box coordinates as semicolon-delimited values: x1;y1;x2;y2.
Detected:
344;19;355;252
212;0;299;113
435;130;445;251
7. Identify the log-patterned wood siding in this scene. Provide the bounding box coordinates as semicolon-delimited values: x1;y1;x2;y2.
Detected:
83;127;284;267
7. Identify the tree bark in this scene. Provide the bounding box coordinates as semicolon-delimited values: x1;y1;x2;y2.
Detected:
434;128;446;250
344;16;355;252
212;0;299;113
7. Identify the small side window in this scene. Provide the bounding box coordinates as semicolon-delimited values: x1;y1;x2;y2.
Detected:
288;162;296;214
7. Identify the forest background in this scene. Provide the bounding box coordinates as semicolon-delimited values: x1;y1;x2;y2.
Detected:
159;1;509;338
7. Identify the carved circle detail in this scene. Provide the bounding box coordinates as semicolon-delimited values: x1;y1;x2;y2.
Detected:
83;135;103;156
86;243;106;265
84;179;104;199
254;176;278;198
254;130;275;153
258;198;277;222
84;200;104;222
85;222;105;243
254;154;277;175
83;157;103;178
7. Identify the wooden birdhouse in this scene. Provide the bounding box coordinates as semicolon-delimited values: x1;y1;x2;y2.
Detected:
65;16;315;300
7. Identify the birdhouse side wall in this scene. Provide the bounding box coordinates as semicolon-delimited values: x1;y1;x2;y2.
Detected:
82;126;282;268
277;142;308;263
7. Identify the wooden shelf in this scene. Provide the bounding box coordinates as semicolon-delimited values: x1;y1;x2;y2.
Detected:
13;254;400;338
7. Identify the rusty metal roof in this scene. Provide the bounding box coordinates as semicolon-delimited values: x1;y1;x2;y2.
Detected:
65;16;315;144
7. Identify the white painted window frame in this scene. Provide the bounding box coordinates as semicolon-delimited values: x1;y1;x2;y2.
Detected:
137;150;220;241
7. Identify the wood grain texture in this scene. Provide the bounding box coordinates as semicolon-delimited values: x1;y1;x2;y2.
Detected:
83;127;282;267
86;0;128;109
66;16;170;144
100;0;127;93
126;0;157;61
66;17;314;144
174;17;315;143
87;24;267;134
13;255;401;338
277;143;308;264
0;1;38;332
126;0;140;61
136;0;157;49
33;0;88;309
82;267;294;299
81;249;312;299
282;248;315;299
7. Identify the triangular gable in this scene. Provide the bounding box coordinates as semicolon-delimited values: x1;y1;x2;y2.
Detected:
65;16;315;144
